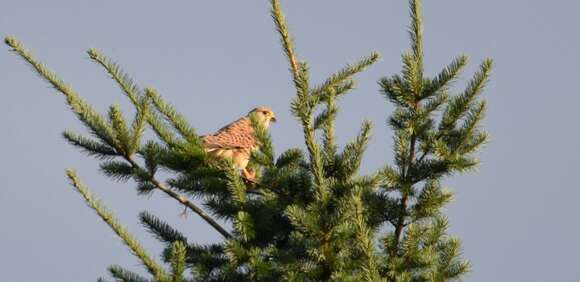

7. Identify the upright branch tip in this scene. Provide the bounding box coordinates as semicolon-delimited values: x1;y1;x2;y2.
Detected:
4;36;19;48
270;0;300;78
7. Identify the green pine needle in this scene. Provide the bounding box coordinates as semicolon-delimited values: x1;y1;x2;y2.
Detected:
169;241;187;282
62;130;118;159
139;211;188;245
65;170;169;281
108;265;151;282
5;37;118;149
145;88;198;144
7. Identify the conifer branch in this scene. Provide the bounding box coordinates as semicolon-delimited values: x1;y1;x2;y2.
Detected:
440;59;493;131
6;37;229;239
100;160;135;182
424;55;468;98
169;241;187;282
392;94;419;256
351;188;380;281
392;0;424;255
289;63;327;200
311;52;380;99
108;265;151;282
249;113;275;167
145;88;198;143
320;93;337;163
417;59;492;164
124;156;232;239
393;139;415;255
62;130;118;159
5;37;117;149
65;170;170;281
108;104;131;155
409;0;424;72
146;112;180;148
338;120;373;179
87;48;179;147
139;211;189;245
270;0;299;78
275;148;304;168
129;97;149;154
87;48;140;104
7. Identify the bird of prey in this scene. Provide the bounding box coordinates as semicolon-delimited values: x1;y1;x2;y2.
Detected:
201;106;277;181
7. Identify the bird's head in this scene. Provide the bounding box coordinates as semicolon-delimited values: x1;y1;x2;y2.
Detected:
248;106;277;129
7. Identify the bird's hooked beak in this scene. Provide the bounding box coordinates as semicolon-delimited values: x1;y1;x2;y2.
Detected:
270;115;277;123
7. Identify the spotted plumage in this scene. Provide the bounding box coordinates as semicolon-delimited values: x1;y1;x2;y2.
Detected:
202;106;276;181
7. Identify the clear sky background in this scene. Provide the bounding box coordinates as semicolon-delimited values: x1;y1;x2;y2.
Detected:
1;1;579;281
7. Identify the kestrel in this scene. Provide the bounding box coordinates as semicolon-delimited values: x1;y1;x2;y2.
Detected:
201;106;277;181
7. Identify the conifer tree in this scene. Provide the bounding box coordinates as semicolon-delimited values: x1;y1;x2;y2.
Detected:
5;0;492;281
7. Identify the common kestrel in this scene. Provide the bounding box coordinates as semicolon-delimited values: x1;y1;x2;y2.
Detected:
201;106;277;181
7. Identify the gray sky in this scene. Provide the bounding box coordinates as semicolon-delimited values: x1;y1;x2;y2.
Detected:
1;1;579;281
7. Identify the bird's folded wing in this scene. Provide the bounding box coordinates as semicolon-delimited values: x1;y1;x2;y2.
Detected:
202;117;256;149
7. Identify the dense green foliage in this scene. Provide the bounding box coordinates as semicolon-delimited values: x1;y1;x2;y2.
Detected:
5;0;492;281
